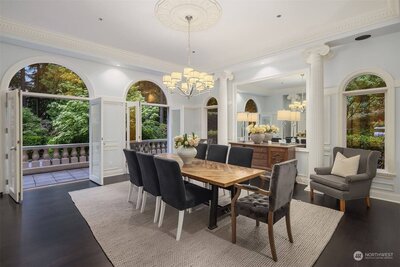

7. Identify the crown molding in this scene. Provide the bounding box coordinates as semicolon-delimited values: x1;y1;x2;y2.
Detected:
218;0;400;73
0;18;183;74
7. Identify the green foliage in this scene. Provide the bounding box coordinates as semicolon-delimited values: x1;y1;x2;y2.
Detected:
47;100;89;144
345;74;386;91
347;134;384;150
22;107;48;146
126;84;145;102
207;130;218;137
141;106;167;140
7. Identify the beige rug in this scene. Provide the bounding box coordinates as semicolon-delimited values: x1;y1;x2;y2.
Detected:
69;181;343;267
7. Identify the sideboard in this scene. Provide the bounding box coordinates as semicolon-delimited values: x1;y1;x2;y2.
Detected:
229;142;297;171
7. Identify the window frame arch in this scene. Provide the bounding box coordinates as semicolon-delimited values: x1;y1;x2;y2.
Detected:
124;79;169;105
1;56;94;98
338;68;395;175
244;98;258;113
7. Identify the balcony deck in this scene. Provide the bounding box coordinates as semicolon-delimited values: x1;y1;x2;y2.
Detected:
23;168;89;190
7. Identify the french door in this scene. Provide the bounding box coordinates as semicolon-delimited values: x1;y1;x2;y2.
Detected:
126;101;141;148
89;97;103;185
6;90;22;203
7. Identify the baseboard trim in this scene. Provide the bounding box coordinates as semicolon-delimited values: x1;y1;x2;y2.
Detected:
370;189;400;204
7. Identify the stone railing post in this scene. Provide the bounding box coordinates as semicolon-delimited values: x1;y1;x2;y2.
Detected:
70;147;78;163
22;150;29;169
52;148;61;165
42;149;51;167
31;149;40;168
61;147;70;164
79;146;87;162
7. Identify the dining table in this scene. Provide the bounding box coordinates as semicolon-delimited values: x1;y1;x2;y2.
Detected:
156;153;266;230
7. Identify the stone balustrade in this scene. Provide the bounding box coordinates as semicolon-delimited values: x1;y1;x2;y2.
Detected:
23;143;89;175
130;139;168;154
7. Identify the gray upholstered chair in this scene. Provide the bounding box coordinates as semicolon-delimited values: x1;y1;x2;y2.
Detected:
231;159;297;262
310;147;380;212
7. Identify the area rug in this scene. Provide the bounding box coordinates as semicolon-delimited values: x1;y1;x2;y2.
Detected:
69;181;343;267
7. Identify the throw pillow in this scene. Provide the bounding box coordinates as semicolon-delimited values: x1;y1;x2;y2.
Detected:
331;152;360;178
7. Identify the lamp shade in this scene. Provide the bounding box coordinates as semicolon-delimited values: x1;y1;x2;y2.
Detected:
237;112;249;122
290;111;301;121
277;110;291;121
248;113;259;122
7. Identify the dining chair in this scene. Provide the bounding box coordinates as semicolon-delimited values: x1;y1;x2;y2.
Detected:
195;143;208;160
123;149;144;209
206;144;229;163
154;157;212;241
136;152;162;223
231;159;297;262
227;147;254;195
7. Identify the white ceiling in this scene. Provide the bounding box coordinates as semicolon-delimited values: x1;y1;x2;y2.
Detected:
0;0;395;72
238;73;306;96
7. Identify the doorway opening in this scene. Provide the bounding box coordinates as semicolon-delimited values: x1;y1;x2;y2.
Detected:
8;63;90;191
126;81;169;154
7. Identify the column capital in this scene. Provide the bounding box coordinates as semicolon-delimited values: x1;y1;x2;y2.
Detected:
303;45;330;63
215;71;234;81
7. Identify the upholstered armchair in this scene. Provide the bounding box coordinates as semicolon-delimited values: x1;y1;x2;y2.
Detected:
231;159;297;262
310;147;380;212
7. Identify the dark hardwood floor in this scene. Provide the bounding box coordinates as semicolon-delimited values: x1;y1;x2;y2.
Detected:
1;177;399;267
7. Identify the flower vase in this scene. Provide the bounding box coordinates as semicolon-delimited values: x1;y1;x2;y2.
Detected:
250;133;265;144
177;147;197;165
264;133;274;142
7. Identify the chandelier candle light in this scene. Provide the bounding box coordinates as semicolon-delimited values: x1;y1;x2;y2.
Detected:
162;15;215;98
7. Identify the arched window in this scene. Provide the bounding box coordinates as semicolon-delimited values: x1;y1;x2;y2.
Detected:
344;74;387;169
126;81;167;104
10;63;89;97
245;99;258;113
126;81;168;140
206;97;218;144
9;63;89;146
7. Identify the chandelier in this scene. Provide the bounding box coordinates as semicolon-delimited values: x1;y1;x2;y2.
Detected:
288;95;306;112
289;73;306;112
162;15;214;98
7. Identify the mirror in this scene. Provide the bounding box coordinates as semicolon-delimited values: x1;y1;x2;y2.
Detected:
236;72;307;147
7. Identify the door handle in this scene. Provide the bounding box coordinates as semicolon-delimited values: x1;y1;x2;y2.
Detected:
10;146;17;151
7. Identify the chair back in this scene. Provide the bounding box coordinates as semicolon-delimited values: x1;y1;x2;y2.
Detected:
333;147;380;178
195;143;208;160
228;147;253;168
206;144;229;163
154;157;187;210
123;149;143;187
268;159;297;212
136;152;161;197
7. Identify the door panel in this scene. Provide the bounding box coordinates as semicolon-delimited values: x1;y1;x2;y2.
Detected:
126;101;141;148
89;97;103;185
6;90;22;202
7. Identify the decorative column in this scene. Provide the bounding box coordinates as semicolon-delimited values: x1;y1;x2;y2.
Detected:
217;71;233;145
303;45;330;179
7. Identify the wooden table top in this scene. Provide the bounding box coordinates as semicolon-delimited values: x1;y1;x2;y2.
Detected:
156;153;266;188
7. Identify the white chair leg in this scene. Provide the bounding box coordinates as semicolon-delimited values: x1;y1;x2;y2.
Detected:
127;183;134;202
140;191;147;213
158;201;166;228
176;210;185;241
154;196;161;223
136;186;143;210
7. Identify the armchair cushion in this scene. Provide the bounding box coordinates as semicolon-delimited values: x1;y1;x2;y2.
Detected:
345;173;370;183
314;166;332;175
331;152;360;178
310;174;349;191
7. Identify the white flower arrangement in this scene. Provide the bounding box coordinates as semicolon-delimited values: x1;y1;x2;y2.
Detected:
174;133;200;148
262;124;279;134
246;124;266;134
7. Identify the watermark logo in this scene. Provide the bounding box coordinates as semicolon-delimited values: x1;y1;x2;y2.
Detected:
353;250;394;261
353;251;363;261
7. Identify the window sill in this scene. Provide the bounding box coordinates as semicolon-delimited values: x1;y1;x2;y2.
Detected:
376;169;396;179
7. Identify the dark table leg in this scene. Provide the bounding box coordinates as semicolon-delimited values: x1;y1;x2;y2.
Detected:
208;184;219;230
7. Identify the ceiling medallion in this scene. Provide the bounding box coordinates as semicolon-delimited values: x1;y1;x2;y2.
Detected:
155;0;222;32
